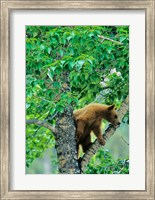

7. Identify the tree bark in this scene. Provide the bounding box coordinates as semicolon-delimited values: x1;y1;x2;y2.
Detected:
80;95;129;173
55;107;80;174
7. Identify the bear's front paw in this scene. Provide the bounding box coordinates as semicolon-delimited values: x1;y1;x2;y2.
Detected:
98;138;106;146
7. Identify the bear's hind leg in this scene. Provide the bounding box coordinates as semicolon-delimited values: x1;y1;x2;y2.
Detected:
76;119;86;143
81;134;92;153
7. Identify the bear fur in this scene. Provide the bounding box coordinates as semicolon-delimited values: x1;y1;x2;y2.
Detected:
73;103;120;154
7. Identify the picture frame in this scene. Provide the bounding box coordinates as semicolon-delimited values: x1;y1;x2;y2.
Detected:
0;0;154;199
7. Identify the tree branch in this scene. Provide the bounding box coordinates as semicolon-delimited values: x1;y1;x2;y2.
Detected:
120;135;129;146
80;95;129;173
26;119;55;134
45;111;58;121
98;35;123;45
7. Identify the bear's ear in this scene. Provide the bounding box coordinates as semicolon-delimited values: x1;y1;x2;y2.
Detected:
108;104;115;110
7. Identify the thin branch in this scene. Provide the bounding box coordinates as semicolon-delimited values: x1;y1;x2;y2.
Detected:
26;119;55;134
80;95;129;173
120;135;129;146
45;111;58;122
117;160;129;174
98;35;123;45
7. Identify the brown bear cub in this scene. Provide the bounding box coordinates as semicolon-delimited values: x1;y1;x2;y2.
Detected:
73;103;120;154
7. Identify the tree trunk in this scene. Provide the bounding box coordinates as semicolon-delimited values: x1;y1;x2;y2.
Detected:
55;107;80;174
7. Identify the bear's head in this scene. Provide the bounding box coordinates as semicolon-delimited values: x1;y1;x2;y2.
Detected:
104;104;120;126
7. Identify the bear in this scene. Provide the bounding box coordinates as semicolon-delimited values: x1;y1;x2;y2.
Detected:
73;103;120;154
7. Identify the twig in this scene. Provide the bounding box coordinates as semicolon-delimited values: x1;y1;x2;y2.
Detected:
26;119;55;134
45;111;58;122
120;135;129;146
117;160;129;174
98;35;123;45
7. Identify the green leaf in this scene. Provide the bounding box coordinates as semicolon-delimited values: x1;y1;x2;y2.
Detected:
26;103;31;109
33;32;38;37
47;47;52;54
40;44;45;50
53;82;61;88
59;49;64;57
76;60;85;70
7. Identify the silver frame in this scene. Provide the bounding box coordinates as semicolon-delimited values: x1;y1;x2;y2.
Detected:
0;1;154;199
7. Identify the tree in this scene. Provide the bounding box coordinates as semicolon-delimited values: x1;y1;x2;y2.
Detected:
26;26;129;174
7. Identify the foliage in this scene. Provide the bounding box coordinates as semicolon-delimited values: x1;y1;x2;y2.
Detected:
84;148;129;174
26;26;129;170
26;148;58;174
26;125;55;167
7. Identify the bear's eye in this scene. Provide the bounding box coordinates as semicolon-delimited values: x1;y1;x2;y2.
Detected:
115;115;117;119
